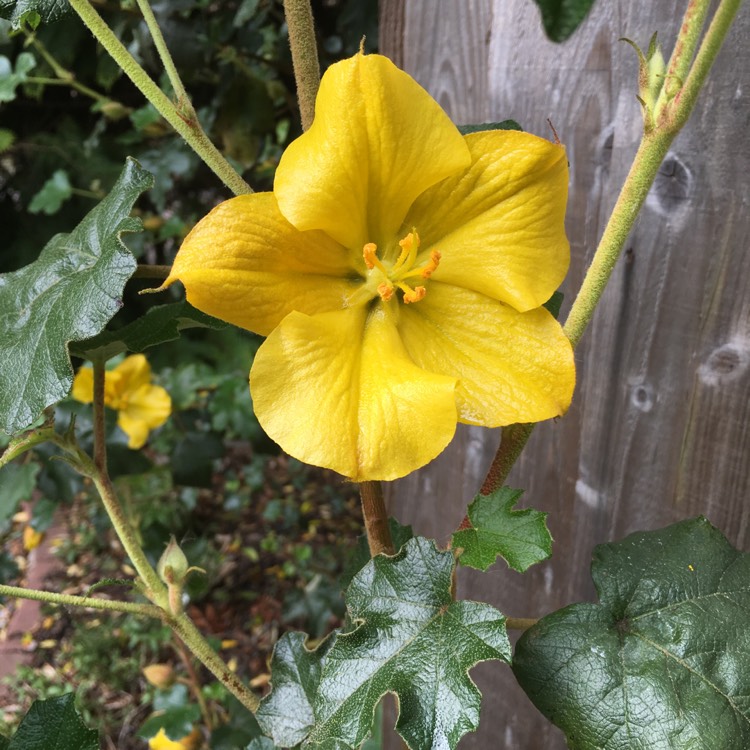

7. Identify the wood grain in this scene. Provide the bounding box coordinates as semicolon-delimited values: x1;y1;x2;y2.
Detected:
380;0;750;747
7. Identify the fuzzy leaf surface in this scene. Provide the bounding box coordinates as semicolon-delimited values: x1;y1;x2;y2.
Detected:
0;158;152;433
258;537;511;750
70;300;226;361
513;517;750;749
6;694;98;750
452;487;551;572
532;0;596;41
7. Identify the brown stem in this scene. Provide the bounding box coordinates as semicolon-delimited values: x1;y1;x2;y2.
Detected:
480;423;534;495
92;360;108;473
505;617;538;632
132;264;171;280
359;481;394;556
174;638;214;729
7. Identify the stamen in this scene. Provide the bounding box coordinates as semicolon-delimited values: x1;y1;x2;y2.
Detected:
397;283;426;304
363;242;389;276
421;250;441;278
393;230;420;274
377;281;394;302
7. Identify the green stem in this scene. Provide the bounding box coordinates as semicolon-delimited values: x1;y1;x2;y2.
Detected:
133;264;172;280
0;584;163;617
659;0;711;102
134;0;194;114
505;617;538;632
359;481;394;557
169;612;260;713
283;0;320;131
90;361;168;607
671;0;744;129
67;0;251;196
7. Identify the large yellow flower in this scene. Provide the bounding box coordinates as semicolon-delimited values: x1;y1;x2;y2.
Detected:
163;53;575;481
72;354;171;449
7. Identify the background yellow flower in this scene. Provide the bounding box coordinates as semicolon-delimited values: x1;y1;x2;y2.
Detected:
72;354;171;449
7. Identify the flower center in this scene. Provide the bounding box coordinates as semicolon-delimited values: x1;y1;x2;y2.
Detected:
357;230;440;306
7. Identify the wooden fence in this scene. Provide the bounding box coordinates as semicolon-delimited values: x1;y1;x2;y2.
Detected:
380;0;750;747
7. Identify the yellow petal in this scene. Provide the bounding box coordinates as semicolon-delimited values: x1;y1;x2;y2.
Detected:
119;384;171;449
398;282;575;426
113;354;152;392
274;54;471;251
164;193;358;336
250;307;458;481
71;367;94;403
405;130;569;312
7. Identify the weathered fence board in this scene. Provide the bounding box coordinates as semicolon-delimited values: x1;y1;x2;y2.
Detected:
380;0;750;747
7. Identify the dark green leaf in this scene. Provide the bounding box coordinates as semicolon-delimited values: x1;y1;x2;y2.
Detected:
0;734;8;750
258;537;511;750
0;158;153;434
513;517;750;749
0;0;70;28
457;119;523;135
139;685;201;740
0;128;15;153
246;740;278;750
0;53;36;103
0;462;39;523
171;431;224;487
6;694;98;750
340;516;413;589
452;487;552;572
543;290;564;319
28;169;72;215
532;0;596;42
70;300;226;361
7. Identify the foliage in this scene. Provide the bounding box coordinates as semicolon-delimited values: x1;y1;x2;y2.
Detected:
0;158;152;433
257;537;511;750
0;694;97;750
532;0;597;42
513;518;750;749
452;487;552;573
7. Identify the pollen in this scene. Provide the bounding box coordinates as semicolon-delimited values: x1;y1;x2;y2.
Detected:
377;281;394;301
421;250;441;278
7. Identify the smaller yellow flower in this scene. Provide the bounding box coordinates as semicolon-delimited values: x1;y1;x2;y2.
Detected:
72;354;171;449
148;727;202;750
23;525;44;551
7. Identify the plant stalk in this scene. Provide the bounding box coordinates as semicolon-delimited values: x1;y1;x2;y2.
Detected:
283;0;321;131
359;481;394;557
68;0;251;196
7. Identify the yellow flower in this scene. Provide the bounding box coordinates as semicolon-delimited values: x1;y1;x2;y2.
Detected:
163;53;575;481
72;354;171;449
148;727;202;750
23;525;44;551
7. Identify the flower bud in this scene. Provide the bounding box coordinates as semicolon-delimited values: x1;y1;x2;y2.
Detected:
142;663;175;689
157;536;189;586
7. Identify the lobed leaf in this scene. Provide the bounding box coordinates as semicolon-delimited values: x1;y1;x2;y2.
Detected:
532;0;596;42
4;694;98;750
0;158;153;434
0;53;35;103
258;537;511;750
452;487;552;572
513;517;750;749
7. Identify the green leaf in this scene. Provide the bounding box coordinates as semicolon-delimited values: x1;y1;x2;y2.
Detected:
0;158;153;434
452;487;552;572
70;300;226;361
258;537;511;750
245;739;278;750
0;735;8;750
543;290;564;319
0;53;36;103
0;462;40;524
457;119;523;135
513;517;750;750
532;0;596;42
28;169;72;215
340;516;414;589
139;685;201;740
6;694;98;750
0;128;15;153
0;0;70;28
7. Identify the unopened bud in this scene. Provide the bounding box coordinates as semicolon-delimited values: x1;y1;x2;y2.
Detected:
142;663;175;689
157;536;189;586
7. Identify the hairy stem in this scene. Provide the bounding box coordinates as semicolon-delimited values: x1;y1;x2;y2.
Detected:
480;423;534;495
0;584;163;617
134;0;194;113
283;0;321;131
90;362;167;607
169;613;260;713
359;481;394;556
505;617;538;632
68;0;251;196
132;264;172;280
